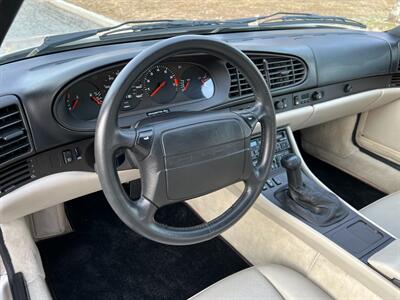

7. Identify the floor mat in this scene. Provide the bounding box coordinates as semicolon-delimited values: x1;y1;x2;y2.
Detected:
37;193;249;300
301;151;386;210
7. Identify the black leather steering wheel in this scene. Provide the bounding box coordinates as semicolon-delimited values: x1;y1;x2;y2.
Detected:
95;35;276;245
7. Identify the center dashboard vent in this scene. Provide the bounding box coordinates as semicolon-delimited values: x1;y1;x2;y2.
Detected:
227;54;307;98
390;73;400;87
0;101;33;166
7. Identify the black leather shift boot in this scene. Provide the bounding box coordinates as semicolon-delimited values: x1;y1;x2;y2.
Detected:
282;181;349;226
277;154;349;227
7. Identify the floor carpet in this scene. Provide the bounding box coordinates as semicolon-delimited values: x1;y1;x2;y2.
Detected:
301;151;386;210
37;192;249;300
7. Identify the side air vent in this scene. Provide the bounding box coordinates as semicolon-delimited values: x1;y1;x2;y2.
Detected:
0;102;33;166
227;54;307;98
0;159;35;196
390;74;400;87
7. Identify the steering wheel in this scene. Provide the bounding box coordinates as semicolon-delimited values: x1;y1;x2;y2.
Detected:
95;35;276;245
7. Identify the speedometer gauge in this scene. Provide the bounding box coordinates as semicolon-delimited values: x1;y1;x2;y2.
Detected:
121;81;143;111
144;65;177;104
103;68;143;111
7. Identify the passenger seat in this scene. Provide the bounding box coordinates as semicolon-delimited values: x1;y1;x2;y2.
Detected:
360;191;400;238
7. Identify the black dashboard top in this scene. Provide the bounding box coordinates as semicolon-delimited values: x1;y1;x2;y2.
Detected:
0;28;398;153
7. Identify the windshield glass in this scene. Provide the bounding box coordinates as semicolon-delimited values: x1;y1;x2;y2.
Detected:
1;0;399;62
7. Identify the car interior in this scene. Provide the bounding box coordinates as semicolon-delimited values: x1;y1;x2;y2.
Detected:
0;1;400;299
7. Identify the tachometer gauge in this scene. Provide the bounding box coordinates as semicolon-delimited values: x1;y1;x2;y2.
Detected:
65;80;103;120
180;66;214;100
144;65;178;104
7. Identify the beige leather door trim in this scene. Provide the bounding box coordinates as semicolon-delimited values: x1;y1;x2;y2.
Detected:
356;100;400;165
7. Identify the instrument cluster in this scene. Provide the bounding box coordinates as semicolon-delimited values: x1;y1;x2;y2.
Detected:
61;62;215;121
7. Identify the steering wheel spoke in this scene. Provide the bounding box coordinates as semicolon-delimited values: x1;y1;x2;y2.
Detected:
114;128;137;149
129;196;158;223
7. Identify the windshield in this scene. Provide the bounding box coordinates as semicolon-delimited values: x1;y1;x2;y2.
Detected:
1;0;399;63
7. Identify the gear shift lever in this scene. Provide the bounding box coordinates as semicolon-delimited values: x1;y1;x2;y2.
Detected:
279;153;348;226
281;154;303;190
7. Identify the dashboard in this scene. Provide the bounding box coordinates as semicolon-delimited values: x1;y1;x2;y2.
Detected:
0;27;399;197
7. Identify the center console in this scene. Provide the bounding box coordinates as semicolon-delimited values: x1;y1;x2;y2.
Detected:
251;128;394;267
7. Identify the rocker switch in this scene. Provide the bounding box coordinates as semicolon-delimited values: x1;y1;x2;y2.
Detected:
62;150;73;164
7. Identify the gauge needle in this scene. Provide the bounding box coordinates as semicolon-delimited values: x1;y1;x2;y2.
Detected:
90;96;103;105
72;98;79;110
183;81;190;91
150;81;166;97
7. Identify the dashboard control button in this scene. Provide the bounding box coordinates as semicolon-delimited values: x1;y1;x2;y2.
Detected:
74;147;82;160
62;150;73;164
274;100;284;110
343;83;353;93
293;95;300;106
266;179;275;188
311;91;323;101
240;112;258;129
136;130;154;158
272;177;282;185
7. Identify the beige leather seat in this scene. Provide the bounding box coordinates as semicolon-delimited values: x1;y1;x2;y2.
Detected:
190;264;332;299
361;191;400;239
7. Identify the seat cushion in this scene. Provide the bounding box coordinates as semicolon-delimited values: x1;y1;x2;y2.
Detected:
189;264;332;300
361;191;400;238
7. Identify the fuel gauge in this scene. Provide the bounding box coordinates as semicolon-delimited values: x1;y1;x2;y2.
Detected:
180;66;214;100
65;80;104;120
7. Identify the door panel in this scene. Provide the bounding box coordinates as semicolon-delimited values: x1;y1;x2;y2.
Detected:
301;96;400;194
356;100;400;165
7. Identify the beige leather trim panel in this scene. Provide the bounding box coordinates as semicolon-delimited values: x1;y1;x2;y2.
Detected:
1;218;52;299
0;170;140;224
302;114;400;194
356;99;400;165
255;88;400;132
301;88;400;129
368;240;400;282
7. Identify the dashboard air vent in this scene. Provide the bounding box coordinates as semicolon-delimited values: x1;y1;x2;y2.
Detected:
390;74;400;87
227;54;307;98
0;159;35;196
0;103;33;165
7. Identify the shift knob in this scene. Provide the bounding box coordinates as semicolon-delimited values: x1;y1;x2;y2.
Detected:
281;154;303;189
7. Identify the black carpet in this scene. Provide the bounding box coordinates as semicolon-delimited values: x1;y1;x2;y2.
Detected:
37;193;249;300
301;151;386;210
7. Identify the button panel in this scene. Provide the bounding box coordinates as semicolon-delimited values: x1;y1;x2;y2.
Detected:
251;128;292;191
251;129;291;170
